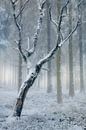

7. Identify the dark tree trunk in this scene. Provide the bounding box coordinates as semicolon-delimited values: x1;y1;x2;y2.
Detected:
13;64;41;117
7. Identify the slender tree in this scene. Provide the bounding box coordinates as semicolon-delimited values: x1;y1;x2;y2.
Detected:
56;0;62;103
12;0;79;117
46;0;52;93
68;0;75;97
18;0;23;91
78;1;84;93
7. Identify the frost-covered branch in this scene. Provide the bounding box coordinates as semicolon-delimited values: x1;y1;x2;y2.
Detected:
37;0;70;66
10;0;46;61
37;21;79;67
16;0;30;19
10;0;27;62
26;0;47;57
49;3;67;40
59;21;80;47
13;0;80;118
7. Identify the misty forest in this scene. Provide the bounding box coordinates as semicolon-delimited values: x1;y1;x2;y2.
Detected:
0;0;86;130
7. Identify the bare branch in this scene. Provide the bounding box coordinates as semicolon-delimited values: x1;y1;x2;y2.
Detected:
49;6;58;31
36;0;73;67
26;0;47;57
12;0;80;118
49;0;69;40
37;21;79;67
77;0;84;7
16;0;30;19
10;0;27;62
58;21;80;47
49;9;64;40
11;0;47;61
58;0;69;32
13;0;18;4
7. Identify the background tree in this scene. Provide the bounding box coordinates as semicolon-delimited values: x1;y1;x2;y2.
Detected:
18;0;23;91
68;0;75;97
46;0;52;93
78;1;84;93
56;0;63;103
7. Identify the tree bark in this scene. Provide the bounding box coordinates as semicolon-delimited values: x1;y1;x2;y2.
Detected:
57;49;62;103
13;64;41;117
46;0;52;93
56;0;62;103
68;1;74;97
18;54;22;91
78;3;84;93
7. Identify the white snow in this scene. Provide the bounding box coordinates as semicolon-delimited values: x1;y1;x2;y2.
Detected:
0;87;86;130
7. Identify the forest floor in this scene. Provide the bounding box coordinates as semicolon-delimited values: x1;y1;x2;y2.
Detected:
0;87;86;130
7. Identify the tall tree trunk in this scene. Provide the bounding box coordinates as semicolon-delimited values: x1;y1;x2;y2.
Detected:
57;49;62;103
18;0;23;91
46;0;52;93
68;1;74;97
56;0;62;103
78;3;84;93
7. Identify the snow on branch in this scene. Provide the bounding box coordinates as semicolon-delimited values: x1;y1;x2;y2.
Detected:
12;0;83;118
49;7;58;31
49;6;63;40
10;0;27;62
26;0;47;57
36;0;79;67
10;0;46;62
58;21;80;47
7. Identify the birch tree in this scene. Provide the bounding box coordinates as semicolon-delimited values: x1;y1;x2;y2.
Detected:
11;0;79;117
10;0;45;89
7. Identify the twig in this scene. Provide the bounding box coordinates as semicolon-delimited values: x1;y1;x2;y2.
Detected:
58;21;80;47
77;0;84;7
16;0;30;19
10;0;27;62
26;0;47;57
36;0;76;66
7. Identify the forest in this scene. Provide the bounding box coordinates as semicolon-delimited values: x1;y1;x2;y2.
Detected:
0;0;86;130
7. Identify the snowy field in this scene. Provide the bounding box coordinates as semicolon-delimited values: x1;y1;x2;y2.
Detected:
0;87;86;130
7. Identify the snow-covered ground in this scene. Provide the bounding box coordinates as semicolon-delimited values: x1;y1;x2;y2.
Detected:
0;87;86;130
